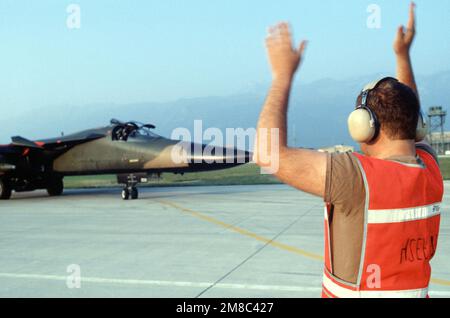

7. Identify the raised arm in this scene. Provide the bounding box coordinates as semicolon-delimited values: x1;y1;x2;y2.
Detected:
393;3;435;151
394;2;418;98
254;22;327;197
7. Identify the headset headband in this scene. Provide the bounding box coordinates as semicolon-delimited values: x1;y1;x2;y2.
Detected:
363;77;398;91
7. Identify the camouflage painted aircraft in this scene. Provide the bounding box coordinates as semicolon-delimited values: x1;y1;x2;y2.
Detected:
0;119;251;200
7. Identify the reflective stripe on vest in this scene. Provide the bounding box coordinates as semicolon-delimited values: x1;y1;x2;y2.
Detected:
322;272;429;298
323;149;443;298
368;203;440;224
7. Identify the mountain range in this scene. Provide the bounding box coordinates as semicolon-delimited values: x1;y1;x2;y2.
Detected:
2;71;449;149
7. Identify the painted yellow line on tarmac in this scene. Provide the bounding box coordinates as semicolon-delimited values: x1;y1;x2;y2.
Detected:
430;278;450;287
157;199;323;261
157;199;450;288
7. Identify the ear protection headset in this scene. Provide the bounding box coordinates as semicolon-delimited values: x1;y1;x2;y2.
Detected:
347;77;427;143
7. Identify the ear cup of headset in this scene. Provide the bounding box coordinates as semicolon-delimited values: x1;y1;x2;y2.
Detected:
348;108;376;143
416;112;427;142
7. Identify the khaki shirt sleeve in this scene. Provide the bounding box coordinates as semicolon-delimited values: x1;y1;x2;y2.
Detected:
324;152;365;215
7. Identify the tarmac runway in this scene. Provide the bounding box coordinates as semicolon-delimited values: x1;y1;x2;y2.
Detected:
0;183;449;298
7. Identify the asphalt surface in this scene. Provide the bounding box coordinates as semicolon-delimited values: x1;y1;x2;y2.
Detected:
0;183;449;298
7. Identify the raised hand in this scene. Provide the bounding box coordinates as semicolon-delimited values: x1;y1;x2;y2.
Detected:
394;2;419;97
394;2;416;56
265;22;307;82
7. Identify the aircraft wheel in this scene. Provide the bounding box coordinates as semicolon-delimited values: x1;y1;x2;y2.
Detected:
122;188;130;200
0;179;12;200
47;177;64;197
131;187;138;200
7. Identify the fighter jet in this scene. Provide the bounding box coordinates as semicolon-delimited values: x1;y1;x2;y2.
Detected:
0;119;252;200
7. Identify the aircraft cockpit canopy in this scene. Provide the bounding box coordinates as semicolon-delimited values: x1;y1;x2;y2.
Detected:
129;122;160;138
111;119;160;141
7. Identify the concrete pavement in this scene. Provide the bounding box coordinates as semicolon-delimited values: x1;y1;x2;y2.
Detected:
0;183;449;297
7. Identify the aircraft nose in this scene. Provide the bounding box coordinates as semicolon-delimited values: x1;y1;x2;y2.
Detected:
187;143;252;167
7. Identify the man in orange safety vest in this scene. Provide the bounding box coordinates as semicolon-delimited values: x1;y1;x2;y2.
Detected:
254;2;443;298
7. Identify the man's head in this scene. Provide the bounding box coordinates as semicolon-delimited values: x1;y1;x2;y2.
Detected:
351;77;420;154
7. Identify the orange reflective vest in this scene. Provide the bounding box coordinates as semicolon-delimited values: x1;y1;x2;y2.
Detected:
323;149;443;298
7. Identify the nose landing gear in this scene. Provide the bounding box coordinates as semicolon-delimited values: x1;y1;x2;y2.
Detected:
117;173;147;200
121;186;138;200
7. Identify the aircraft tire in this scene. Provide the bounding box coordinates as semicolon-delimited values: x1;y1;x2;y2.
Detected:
47;177;64;197
0;179;12;200
131;188;138;200
122;188;130;200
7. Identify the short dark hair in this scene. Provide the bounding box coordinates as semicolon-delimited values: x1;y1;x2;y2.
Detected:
356;78;420;140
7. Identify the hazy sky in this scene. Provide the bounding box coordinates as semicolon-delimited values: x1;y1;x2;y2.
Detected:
0;0;449;114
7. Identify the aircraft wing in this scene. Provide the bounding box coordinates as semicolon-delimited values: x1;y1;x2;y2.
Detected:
0;133;106;173
10;133;105;151
0;131;106;175
11;136;44;149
